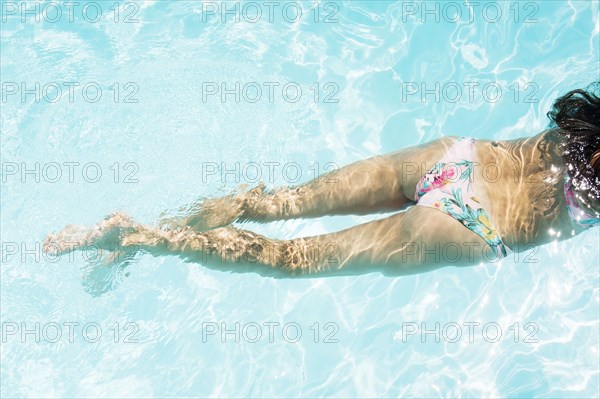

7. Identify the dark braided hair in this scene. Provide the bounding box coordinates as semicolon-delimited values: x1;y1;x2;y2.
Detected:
547;82;600;210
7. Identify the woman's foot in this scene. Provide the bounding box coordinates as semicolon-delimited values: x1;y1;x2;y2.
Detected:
43;212;137;256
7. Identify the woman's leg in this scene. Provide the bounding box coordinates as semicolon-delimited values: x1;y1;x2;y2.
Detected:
159;137;455;231
131;206;490;277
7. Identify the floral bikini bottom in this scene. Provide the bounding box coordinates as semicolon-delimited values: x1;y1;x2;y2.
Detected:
414;137;510;259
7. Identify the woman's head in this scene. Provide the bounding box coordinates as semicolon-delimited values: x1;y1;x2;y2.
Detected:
547;82;600;213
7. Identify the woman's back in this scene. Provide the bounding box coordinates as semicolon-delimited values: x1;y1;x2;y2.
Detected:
474;130;575;250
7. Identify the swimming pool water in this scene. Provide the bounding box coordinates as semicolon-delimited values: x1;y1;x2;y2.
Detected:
1;1;599;397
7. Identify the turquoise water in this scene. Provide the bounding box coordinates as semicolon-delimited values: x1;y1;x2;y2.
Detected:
1;0;599;397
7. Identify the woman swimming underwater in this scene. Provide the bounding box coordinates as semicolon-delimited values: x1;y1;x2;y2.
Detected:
44;83;600;277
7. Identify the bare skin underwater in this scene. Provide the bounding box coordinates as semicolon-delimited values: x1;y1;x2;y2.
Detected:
43;129;592;277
